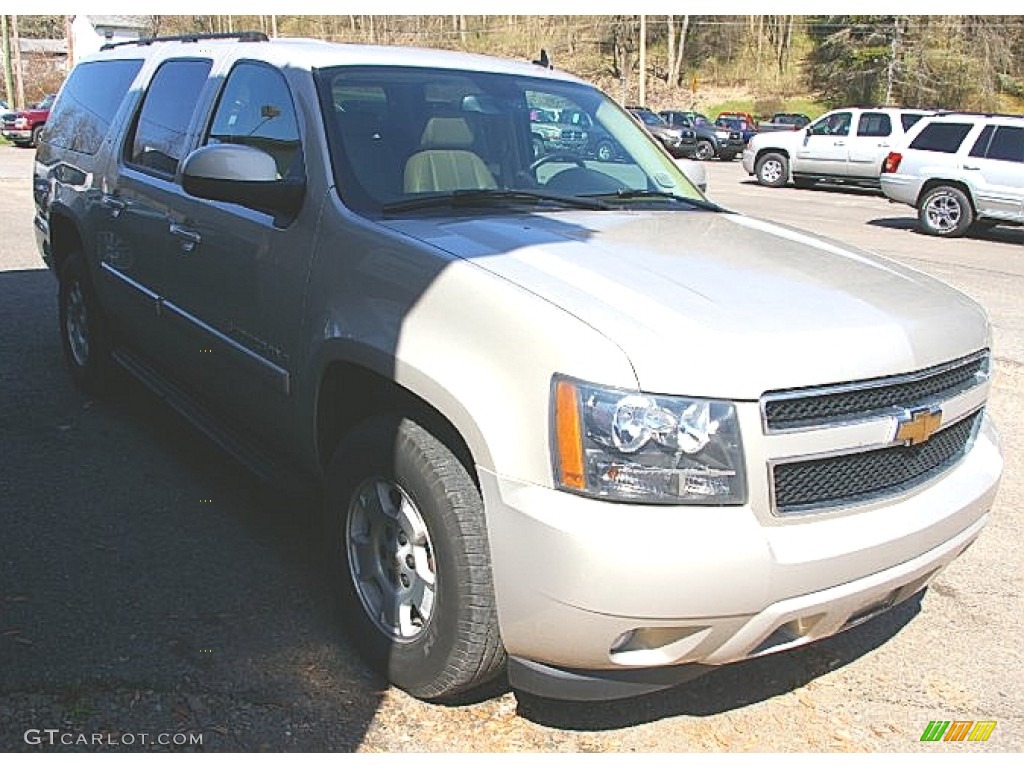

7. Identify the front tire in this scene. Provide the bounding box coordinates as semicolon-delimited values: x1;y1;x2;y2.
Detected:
918;185;973;238
595;139;615;162
58;252;118;396
755;152;789;187
693;139;714;161
325;414;506;701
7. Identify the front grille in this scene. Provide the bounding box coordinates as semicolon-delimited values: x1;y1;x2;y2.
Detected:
763;352;988;431
772;410;981;514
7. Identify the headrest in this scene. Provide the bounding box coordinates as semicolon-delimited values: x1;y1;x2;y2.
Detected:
419;116;474;148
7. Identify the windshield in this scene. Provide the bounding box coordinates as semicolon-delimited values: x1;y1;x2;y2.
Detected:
632;110;664;127
316;65;701;215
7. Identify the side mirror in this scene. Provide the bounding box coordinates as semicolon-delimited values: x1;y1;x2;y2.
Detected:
181;143;305;221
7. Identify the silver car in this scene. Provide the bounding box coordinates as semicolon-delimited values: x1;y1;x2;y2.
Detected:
881;112;1024;237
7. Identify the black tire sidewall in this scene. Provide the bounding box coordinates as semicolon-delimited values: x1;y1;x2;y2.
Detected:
695;140;714;160
325;415;499;699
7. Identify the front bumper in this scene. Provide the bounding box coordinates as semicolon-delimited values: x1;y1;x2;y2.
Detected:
2;128;31;142
479;415;1000;697
741;147;756;174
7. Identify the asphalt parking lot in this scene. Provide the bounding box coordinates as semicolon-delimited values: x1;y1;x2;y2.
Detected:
1;145;1021;752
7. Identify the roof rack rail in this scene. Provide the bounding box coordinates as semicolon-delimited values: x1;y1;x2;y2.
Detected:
100;31;268;51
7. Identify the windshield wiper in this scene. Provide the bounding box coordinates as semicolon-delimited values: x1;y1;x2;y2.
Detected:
585;189;724;212
381;188;612;215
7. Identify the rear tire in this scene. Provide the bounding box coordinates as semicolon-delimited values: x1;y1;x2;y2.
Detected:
325;414;506;702
918;185;973;238
58;252;118;396
755;152;789;188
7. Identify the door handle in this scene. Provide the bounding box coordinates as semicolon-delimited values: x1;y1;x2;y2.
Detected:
102;194;126;218
169;223;202;252
962;164;980;171
833;141;846;146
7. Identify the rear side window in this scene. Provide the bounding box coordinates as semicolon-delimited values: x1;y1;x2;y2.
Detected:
909;122;972;153
45;59;143;155
901;113;924;131
126;59;212;177
969;125;994;158
985;126;1024;163
857;112;891;138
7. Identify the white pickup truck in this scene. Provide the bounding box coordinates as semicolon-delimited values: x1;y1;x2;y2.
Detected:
743;107;930;189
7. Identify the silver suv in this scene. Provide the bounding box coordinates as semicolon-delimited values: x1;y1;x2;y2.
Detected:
34;33;1001;703
881;112;1024;237
743;107;930;188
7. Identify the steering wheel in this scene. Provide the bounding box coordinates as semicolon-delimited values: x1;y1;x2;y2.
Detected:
530;151;586;174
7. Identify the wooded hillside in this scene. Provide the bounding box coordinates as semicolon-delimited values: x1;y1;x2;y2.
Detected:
7;15;1024;118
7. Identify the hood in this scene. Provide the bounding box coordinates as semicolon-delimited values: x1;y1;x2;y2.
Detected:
384;209;989;399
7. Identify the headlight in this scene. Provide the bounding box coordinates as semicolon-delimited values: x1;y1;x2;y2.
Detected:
552;376;747;505
14;117;28;129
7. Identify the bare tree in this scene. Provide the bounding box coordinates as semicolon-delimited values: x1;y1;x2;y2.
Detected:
666;14;689;88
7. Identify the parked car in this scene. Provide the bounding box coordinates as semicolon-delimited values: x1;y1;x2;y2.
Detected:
529;107;586;158
659;109;745;161
743;106;930;188
716;110;757;128
715;115;757;144
625;106;696;158
881;112;1024;237
549;107;627;162
36;33;1001;704
1;92;56;148
756;112;812;133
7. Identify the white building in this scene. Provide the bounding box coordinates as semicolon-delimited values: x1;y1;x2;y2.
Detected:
71;15;149;64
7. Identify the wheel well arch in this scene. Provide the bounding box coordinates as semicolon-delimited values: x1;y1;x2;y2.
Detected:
48;208;86;278
916;179;975;212
756;147;790;164
315;360;479;486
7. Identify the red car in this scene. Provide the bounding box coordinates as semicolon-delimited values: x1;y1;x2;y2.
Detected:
716;110;757;127
1;93;56;148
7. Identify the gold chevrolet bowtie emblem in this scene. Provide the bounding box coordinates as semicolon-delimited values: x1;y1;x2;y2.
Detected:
895;407;943;446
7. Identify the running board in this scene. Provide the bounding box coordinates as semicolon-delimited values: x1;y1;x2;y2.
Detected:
112;346;313;493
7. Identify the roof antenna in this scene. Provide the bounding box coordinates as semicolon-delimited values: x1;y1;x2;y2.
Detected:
533;49;552;69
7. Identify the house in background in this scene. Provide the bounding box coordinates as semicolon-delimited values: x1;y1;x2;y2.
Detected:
71;15;149;64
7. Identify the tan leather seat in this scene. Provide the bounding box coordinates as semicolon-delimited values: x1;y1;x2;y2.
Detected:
403;116;496;193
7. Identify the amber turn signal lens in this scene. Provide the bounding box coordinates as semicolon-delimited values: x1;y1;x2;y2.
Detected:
554;379;585;490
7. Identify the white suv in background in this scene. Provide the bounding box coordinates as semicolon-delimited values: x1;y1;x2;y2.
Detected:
743;107;930;189
881;112;1024;237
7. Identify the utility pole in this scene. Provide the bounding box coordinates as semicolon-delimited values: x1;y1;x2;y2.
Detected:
2;16;15;108
11;14;25;109
65;14;74;69
638;15;646;107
